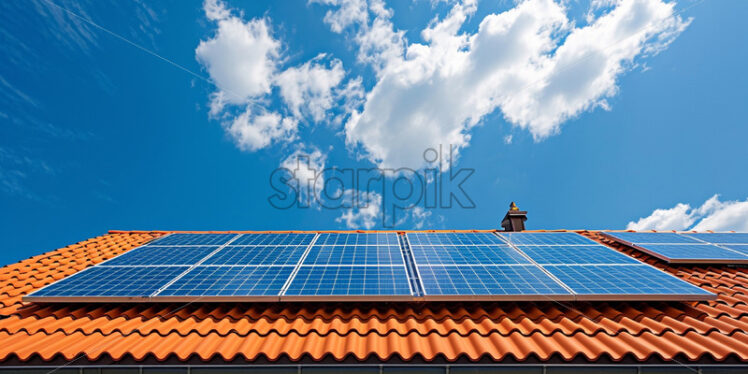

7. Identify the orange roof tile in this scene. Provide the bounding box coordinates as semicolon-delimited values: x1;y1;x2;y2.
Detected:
0;230;747;364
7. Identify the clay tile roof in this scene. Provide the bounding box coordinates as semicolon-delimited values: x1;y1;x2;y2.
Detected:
0;230;747;364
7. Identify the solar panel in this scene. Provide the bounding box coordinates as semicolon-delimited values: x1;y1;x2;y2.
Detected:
684;233;748;244
25;232;717;303
632;244;748;262
417;265;572;300
722;245;748;255
498;232;599;246
410;245;530;265
231;233;316;246
604;232;748;264
406;233;506;246
148;233;238;246
314;233;399;246
157;265;293;298
518;245;640;265
302;245;404;266
103;246;218;266
544;265;713;300
604;232;701;244
283;266;412;298
202;245;307;266
28;266;188;299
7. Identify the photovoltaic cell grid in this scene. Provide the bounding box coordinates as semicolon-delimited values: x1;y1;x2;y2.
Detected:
302;245;404;266
103;246;218;266
604;232;748;264
498;232;599;246
545;265;713;298
203;246;307;266
418;265;570;297
29;266;189;298
406;232;506;246
314;233;399;246
411;245;530;265
159;266;293;297
231;233;316;246
148;233;238;246
26;232;717;302
284;266;411;296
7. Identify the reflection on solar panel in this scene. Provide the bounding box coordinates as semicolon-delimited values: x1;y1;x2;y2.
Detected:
29;266;188;299
417;265;571;299
103;246;218;266
284;266;411;298
302;245;404;265
231;233;316;246
518;245;640;265
604;232;748;264
498;232;598;246
410;245;530;265
315;233;399;246
544;265;713;300
406;233;506;246
203;246;307;266
149;233;237;246
158;266;293;298
684;233;748;244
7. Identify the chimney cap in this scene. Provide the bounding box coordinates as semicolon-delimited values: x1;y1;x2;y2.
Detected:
501;202;527;232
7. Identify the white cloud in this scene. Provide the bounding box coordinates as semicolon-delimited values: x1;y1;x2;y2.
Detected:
317;0;689;169
197;0;356;152
275;56;346;122
196;3;279;105
410;206;432;229
336;189;383;229
226;109;297;151
627;195;748;232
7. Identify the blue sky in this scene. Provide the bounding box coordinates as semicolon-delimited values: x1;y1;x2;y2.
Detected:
1;0;747;266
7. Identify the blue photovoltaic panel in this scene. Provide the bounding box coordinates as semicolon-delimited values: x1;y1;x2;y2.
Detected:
417;265;570;297
544;265;713;297
518;245;640;265
157;265;293;297
314;233;399;246
406;232;506;246
203;245;307;266
722;245;748;255
410;245;530;265
604;232;701;244
302;245;404;266
284;266;411;296
231;233;316;246
635;244;748;261
103;246;218;266
498;232;598;246
149;233;237;246
684;233;748;244
29;266;187;298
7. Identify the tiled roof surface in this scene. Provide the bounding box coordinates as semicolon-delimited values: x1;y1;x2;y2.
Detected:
0;230;747;364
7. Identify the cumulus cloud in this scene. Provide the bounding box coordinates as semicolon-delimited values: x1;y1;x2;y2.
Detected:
275;56;346;122
627;195;748;232
316;0;689;169
197;0;354;151
197;0;279;105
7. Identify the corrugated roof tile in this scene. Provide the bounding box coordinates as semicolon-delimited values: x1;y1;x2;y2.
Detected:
0;230;746;364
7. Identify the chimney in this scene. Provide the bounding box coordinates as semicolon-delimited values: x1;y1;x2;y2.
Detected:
501;202;527;232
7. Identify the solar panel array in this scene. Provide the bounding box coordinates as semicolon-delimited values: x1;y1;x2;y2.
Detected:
604;232;748;264
26;232;715;302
